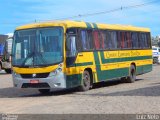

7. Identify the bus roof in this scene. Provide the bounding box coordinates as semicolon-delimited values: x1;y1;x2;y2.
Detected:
16;20;150;32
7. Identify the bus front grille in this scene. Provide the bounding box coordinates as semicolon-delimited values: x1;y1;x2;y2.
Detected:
20;73;50;78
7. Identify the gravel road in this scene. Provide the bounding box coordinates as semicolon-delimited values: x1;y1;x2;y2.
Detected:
0;65;160;114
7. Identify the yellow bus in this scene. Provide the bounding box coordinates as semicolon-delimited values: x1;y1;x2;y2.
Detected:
12;20;152;94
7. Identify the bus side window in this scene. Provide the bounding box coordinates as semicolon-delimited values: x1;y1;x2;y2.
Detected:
66;36;77;57
126;32;131;49
131;32;139;49
80;30;93;51
120;32;125;49
99;31;106;50
66;28;78;67
147;33;151;48
106;31;112;49
139;32;149;49
93;31;100;50
103;31;108;50
111;31;118;49
143;33;148;48
139;33;144;48
117;31;121;49
81;30;87;50
86;30;94;50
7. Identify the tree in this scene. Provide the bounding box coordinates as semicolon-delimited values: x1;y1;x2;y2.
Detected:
152;36;160;47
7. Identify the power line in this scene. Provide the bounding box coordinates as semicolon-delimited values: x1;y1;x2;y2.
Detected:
1;0;159;25
48;0;159;21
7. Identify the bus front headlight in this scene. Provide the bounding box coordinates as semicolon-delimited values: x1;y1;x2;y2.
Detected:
49;67;62;77
49;70;58;76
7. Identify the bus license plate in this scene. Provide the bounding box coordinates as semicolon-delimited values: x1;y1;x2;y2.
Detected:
30;80;39;84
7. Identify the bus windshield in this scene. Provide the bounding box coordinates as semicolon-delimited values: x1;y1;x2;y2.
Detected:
12;27;63;67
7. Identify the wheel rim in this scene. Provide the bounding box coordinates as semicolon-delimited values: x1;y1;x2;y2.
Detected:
131;68;135;79
83;72;90;87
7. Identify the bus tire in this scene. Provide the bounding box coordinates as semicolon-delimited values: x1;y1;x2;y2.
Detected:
5;69;12;74
126;65;136;83
38;89;50;94
79;70;91;91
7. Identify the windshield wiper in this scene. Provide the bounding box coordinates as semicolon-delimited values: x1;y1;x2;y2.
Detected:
21;52;34;66
35;52;48;65
21;51;48;67
37;52;47;65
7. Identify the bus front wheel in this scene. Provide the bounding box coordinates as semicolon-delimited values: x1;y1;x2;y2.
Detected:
127;65;136;83
79;70;92;91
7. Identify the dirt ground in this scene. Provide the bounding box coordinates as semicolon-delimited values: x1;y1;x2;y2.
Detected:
0;65;160;114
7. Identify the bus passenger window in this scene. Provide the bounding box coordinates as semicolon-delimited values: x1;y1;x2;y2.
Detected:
143;33;148;48
146;33;151;48
103;31;108;50
111;31;118;49
106;31;112;49
125;32;131;48
117;32;121;49
87;30;94;50
122;32;131;49
93;31;100;50
99;31;105;50
139;33;146;48
120;32;125;49
131;32;139;49
80;30;93;51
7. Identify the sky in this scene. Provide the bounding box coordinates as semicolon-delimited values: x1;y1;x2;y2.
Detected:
0;0;160;37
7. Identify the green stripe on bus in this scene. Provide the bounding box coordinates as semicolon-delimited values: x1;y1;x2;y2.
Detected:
65;64;152;88
100;52;152;64
137;64;152;74
92;23;98;29
93;51;129;81
96;64;152;81
100;67;129;80
85;22;92;29
75;62;93;66
68;62;93;67
93;52;101;81
93;51;152;81
98;64;152;80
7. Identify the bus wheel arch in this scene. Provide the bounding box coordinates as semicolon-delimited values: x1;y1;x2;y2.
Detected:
127;63;136;83
79;68;93;91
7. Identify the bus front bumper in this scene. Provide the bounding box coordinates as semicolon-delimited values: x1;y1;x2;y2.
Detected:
12;72;67;89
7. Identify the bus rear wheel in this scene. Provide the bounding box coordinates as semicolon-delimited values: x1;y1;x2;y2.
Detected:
38;89;50;94
79;70;92;91
126;65;136;83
